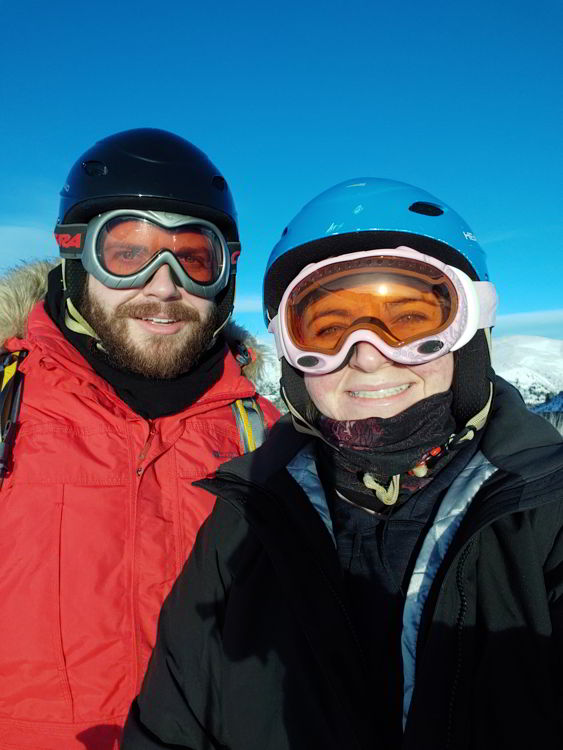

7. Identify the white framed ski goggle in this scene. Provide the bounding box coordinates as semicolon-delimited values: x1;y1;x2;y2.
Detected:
268;246;498;373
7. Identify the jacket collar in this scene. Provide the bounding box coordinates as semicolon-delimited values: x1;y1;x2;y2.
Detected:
479;376;563;481
0;260;275;390
7;301;259;419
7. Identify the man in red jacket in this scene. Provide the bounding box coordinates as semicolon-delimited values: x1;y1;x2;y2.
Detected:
0;128;279;750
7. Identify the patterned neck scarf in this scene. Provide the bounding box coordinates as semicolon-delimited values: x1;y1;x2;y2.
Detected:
315;391;459;512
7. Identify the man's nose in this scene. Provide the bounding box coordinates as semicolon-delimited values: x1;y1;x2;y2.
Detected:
141;264;182;300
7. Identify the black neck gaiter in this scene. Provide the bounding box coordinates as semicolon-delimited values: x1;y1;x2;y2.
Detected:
315;391;458;512
44;266;226;419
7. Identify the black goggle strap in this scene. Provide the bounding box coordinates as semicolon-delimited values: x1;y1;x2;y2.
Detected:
54;224;88;259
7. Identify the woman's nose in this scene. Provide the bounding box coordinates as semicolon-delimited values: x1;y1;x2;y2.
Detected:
348;341;393;372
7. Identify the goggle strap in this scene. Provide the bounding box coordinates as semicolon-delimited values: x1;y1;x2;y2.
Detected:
475;282;498;328
227;242;241;274
54;224;88;258
267;316;285;361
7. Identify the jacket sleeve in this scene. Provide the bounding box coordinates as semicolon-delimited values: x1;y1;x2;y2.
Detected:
122;498;246;749
543;499;563;719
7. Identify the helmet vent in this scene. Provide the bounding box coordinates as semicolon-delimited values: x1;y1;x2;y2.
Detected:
409;201;443;217
212;176;227;191
281;227;288;236
82;161;108;177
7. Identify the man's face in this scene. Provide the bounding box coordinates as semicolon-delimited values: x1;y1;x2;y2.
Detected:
82;264;220;379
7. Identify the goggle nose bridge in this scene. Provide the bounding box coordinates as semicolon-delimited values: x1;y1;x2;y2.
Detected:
349;315;395;338
141;252;185;288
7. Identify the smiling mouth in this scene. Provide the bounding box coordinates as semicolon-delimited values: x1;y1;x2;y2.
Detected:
348;384;412;399
141;317;179;325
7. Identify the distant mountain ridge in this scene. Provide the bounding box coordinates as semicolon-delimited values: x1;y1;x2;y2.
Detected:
492;335;563;412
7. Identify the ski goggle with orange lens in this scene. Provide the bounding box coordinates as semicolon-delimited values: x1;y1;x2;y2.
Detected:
268;246;498;372
54;209;239;299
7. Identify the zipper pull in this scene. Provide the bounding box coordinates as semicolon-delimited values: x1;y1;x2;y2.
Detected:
138;420;156;462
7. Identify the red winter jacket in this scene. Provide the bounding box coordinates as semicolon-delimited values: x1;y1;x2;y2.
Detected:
0;294;278;750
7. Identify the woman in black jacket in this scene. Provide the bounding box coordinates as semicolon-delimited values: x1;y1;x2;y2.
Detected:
123;179;563;750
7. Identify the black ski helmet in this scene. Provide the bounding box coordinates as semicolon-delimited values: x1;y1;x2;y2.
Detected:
56;128;239;331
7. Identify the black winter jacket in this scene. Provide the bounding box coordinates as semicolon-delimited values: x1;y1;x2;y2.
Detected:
122;378;563;750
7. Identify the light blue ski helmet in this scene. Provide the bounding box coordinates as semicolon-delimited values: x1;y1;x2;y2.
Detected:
263;177;495;431
263;178;488;326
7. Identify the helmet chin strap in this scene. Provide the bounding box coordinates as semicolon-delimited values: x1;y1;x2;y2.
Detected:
212;311;232;339
61;260;101;341
455;327;494;438
65;298;101;341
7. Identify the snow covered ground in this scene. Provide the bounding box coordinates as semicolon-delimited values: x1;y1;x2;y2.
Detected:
492;336;563;407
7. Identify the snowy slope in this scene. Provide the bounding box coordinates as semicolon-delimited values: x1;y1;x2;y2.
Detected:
252;346;284;411
534;392;563;414
492;336;563;406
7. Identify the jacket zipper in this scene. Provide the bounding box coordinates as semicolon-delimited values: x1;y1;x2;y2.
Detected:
136;420;156;474
415;477;517;659
445;540;474;750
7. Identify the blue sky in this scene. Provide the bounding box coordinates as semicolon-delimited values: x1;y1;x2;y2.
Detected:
1;0;561;340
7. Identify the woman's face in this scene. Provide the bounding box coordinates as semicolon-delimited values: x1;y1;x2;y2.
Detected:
304;342;454;420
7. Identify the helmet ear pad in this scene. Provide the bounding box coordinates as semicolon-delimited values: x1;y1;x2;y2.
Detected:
213;274;236;334
280;356;308;420
64;259;89;313
451;329;494;430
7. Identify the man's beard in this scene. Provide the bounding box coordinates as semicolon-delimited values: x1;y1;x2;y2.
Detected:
80;290;221;379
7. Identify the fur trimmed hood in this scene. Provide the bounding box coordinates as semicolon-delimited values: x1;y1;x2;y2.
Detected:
0;260;275;385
